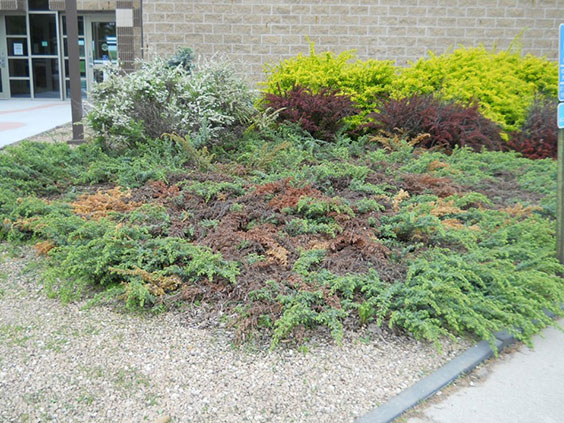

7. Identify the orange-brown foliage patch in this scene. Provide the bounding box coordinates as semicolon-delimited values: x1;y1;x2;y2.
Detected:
441;218;480;231
10;216;45;233
253;178;291;196
243;225;289;266
427;160;451;172
147;180;180;201
401;173;461;198
329;232;390;259
307;239;331;250
265;244;290;267
502;203;542;217
269;186;323;210
72;187;142;220
430;199;463;217
34;240;55;255
253;178;322;210
392;189;410;212
371;132;430;151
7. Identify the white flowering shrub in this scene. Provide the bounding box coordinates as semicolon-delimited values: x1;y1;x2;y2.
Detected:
87;56;256;151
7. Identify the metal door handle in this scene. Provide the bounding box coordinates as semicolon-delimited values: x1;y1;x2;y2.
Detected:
0;53;6;68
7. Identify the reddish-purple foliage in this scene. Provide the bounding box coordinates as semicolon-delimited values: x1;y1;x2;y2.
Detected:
364;95;505;153
508;98;557;160
263;85;359;141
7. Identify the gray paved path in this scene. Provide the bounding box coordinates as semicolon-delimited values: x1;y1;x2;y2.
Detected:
0;99;71;148
406;319;564;423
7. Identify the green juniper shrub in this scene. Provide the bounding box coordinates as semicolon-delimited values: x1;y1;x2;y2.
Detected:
379;209;443;244
0;133;198;204
399;145;557;200
295;196;354;219
389;215;564;351
349;179;392;196
0;141;104;196
233;123;317;173
183;180;245;203
167;47;194;72
304;162;372;186
355;197;385;214
118;203;171;236
41;219;239;306
285;218;343;238
1;142;562;350
82;136;195;188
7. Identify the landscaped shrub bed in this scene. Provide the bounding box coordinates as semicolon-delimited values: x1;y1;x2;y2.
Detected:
262;41;557;155
1;129;562;349
0;48;561;351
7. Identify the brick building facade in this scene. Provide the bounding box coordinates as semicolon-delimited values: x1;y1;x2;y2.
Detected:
143;0;564;80
0;0;562;99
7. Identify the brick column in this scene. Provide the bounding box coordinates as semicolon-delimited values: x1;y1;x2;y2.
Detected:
116;0;142;72
49;0;64;10
0;0;25;11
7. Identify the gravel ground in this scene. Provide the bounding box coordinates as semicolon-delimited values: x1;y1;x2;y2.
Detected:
12;123;92;145
0;243;471;423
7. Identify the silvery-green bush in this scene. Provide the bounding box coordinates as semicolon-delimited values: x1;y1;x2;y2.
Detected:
87;56;256;151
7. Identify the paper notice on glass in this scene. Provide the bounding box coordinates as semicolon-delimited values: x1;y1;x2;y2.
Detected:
13;43;23;56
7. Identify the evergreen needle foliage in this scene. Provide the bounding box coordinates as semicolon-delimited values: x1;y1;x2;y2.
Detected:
0;45;561;350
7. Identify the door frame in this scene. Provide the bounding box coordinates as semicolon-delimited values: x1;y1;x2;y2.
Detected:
0;17;11;99
59;12;115;98
1;11;116;99
1;12;64;99
84;13;115;93
27;10;63;100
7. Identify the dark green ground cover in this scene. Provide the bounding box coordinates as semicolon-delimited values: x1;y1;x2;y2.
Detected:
0;128;562;349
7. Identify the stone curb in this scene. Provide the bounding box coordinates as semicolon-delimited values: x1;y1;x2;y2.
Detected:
355;334;514;423
357;305;564;423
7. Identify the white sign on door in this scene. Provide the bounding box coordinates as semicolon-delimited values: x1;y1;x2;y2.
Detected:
13;43;23;56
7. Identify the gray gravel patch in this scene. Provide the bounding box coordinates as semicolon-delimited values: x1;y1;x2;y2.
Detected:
0;243;471;423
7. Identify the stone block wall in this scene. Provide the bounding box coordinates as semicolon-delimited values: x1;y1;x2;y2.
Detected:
142;0;564;81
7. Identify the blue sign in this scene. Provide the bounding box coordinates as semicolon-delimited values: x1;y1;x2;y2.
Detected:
560;24;564;101
558;103;564;129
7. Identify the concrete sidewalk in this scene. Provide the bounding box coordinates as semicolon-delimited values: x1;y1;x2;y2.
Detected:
0;100;71;149
406;319;564;423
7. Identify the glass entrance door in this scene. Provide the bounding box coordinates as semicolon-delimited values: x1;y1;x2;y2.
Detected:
59;14;115;99
85;16;116;88
29;12;61;98
0;17;9;99
4;15;31;98
1;11;116;99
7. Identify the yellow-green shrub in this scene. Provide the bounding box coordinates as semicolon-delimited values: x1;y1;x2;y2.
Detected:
261;43;395;115
392;44;557;132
